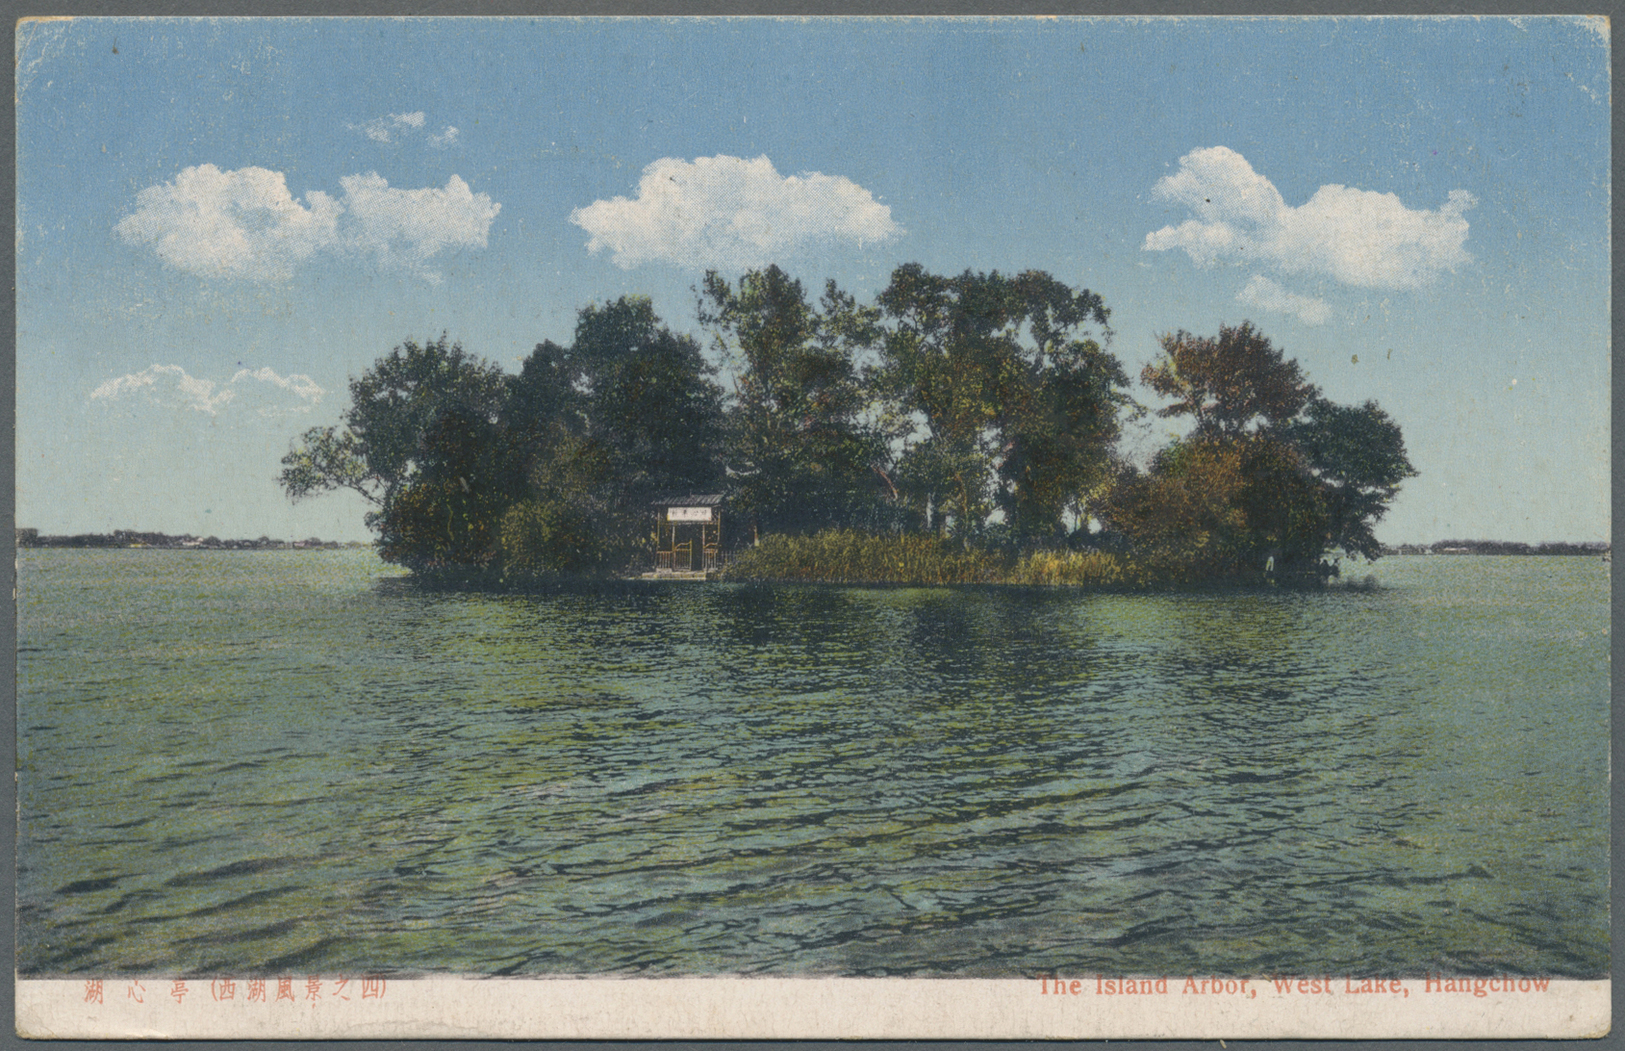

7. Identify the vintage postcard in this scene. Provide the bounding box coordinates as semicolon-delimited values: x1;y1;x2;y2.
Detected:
14;15;1610;1039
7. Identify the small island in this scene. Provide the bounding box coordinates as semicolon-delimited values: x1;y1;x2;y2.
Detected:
266;262;1606;588
27;265;1609;584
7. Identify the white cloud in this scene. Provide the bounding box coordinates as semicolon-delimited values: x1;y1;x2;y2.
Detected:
228;367;327;414
91;364;325;417
114;166;341;280
91;365;235;415
1237;275;1331;326
352;111;425;143
338;173;499;282
351;111;460;148
117;165;500;282
570;154;902;270
1145;146;1477;290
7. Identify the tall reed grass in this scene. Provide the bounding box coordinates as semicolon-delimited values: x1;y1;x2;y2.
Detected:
725;530;1004;584
1006;549;1152;587
725;530;1197;588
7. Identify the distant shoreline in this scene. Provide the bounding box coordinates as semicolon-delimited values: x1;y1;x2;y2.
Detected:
1381;540;1609;557
14;529;1608;558
14;528;366;550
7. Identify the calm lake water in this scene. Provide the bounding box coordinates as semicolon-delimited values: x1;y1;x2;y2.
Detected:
17;549;1609;978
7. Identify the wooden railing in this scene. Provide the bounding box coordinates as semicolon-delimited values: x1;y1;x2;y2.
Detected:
655;543;725;573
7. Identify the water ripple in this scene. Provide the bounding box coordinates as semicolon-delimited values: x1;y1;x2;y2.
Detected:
16;550;1610;978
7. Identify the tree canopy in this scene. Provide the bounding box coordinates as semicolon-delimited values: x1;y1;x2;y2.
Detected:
1107;324;1414;575
700;265;887;538
1141;322;1316;437
343;335;510;502
874;264;1128;543
1281;396;1417;559
280;335;512;568
282;270;1413;583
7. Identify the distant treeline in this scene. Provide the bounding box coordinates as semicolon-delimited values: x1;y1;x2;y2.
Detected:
1385;540;1609;557
16;528;354;550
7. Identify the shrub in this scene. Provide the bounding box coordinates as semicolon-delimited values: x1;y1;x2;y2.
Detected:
499;498;603;574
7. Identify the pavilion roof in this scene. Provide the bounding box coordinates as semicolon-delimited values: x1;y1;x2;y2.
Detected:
651;493;725;508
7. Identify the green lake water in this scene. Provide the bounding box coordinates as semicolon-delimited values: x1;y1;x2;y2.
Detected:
16;549;1609;977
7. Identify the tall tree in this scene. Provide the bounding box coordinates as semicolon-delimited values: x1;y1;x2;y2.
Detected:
280;334;512;569
1114;322;1415;575
875;264;1127;541
997;326;1134;543
341;334;510;504
1280;396;1416;559
501;297;726;568
1141;322;1316;437
374;404;514;569
501;337;598;518
700;265;888;537
571;296;725;497
1105;435;1329;578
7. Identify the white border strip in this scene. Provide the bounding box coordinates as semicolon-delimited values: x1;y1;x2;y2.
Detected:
15;977;1611;1040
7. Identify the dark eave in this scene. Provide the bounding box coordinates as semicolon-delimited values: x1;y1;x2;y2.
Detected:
651;493;725;508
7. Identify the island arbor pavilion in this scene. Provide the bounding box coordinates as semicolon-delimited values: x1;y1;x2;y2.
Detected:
652;493;726;574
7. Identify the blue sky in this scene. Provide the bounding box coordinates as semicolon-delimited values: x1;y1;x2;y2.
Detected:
16;16;1610;544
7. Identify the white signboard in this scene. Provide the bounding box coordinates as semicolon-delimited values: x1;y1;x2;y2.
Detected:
667;507;713;522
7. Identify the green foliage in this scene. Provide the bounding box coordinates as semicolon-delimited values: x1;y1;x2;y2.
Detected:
281;282;1414;587
875;264;1128;541
373;403;516;570
1107;434;1335;578
498;498;603;574
377;474;501;570
1142;322;1316;437
571;297;725;495
285;299;728;572
1113;322;1415;575
505;339;578;450
1007;549;1155;587
344;334;510;501
507;297;726;564
701;265;889;536
997;332;1133;542
278;334;513;566
1281;396;1416;559
728;530;1199;589
278;425;379;506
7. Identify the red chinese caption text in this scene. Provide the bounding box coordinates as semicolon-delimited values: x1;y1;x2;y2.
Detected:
84;976;387;1007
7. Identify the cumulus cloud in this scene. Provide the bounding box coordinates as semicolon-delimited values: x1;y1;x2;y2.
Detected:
570;154;902;270
337;173;499;280
1237;275;1331;326
91;364;325;417
1145;146;1477;290
117;165;500;282
114;166;341;281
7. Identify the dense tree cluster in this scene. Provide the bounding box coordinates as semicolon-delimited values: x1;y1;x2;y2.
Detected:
1102;323;1415;577
281;266;1414;582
